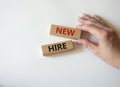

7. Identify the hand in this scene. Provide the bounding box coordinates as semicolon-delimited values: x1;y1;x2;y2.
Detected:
77;14;120;69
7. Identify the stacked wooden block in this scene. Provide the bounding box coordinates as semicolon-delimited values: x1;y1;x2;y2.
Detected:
41;24;81;56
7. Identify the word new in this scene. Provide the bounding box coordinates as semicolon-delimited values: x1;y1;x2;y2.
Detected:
50;24;81;39
56;27;75;36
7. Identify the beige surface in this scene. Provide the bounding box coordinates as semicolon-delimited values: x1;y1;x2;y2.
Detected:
50;24;81;39
42;40;74;56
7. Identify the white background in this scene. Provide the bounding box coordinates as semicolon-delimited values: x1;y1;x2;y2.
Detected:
0;0;120;87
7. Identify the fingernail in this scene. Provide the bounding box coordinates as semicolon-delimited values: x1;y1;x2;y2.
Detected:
76;39;82;43
79;13;85;18
83;13;87;16
73;40;78;43
93;14;98;17
76;25;80;28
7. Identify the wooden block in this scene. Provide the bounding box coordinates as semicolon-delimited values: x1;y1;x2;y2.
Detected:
41;40;74;56
50;24;81;39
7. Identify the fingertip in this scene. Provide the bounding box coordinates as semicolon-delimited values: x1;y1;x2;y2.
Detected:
83;13;88;16
93;14;101;18
78;14;86;19
76;25;80;28
93;14;97;17
75;39;82;44
77;39;82;43
76;25;83;30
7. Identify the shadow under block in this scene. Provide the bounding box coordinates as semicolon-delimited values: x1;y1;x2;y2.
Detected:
50;24;81;39
41;40;74;56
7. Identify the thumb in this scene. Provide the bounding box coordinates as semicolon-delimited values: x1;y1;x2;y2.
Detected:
77;39;98;54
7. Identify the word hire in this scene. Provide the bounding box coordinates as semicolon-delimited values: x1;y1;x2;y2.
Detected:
50;24;81;39
41;40;74;56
